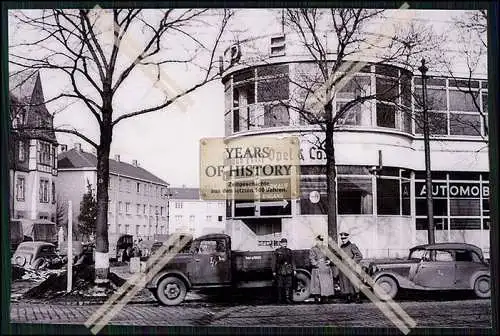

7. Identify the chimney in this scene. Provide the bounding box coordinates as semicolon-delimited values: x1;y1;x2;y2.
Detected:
114;154;120;162
74;143;82;152
132;159;138;167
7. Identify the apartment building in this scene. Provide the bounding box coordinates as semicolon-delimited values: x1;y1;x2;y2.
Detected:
57;145;169;240
168;187;226;238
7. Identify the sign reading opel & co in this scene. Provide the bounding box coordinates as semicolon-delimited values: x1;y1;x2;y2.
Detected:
200;136;300;201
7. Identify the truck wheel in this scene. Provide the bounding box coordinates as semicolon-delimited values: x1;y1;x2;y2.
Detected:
374;276;398;301
32;258;48;270
156;276;187;306
293;272;311;302
473;275;490;298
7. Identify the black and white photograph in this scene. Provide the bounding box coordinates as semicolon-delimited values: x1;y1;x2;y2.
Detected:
5;5;494;333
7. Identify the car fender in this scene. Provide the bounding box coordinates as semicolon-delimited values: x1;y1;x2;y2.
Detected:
469;270;490;289
146;270;191;290
373;271;414;290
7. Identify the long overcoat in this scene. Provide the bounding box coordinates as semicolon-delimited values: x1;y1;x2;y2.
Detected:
309;245;335;296
338;241;363;295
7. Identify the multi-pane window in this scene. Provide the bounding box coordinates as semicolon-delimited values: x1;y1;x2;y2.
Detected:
16;176;25;201
125;202;131;214
39;179;49;203
298;165;412;216
38;142;51;165
414;78;487;137
136;204;141;215
175;202;183;209
336;75;371;126
161;206;165;216
143;204;146;214
415;172;489;231
226;65;290;134
118;201;123;213
136;182;140;193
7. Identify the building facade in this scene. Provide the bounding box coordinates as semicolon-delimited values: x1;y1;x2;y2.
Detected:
9;70;58;222
57;145;170;241
220;34;489;258
168;187;226;238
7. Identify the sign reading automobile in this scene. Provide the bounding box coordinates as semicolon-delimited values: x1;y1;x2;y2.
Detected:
200;136;300;200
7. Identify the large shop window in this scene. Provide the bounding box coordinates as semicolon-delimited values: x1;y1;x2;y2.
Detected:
300;176;327;215
415;174;489;231
376;178;400;215
338;177;373;214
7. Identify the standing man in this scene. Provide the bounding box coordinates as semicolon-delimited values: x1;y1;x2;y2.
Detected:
272;238;296;304
338;232;363;303
309;235;335;303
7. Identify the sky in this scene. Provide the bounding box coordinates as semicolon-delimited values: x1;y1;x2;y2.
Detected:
8;8;486;188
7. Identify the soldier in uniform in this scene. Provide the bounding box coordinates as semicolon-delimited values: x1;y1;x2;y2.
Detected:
272;238;296;304
338;232;363;303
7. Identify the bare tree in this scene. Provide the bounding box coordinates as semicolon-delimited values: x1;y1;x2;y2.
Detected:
438;10;488;141
9;8;232;287
278;9;438;243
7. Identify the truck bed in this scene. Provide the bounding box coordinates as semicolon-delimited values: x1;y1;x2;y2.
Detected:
231;250;312;282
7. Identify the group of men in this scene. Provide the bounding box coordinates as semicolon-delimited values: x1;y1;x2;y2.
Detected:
272;232;363;304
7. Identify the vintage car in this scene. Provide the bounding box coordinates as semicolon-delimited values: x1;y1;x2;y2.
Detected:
368;243;491;301
11;241;64;270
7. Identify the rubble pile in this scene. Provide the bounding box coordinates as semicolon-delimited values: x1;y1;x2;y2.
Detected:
22;264;127;302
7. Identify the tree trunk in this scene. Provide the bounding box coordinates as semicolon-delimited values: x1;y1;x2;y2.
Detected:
324;102;338;244
94;117;112;286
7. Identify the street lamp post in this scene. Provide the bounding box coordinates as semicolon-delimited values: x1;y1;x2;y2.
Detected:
418;58;435;244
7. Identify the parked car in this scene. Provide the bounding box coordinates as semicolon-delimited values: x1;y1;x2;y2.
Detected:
9;218;58;254
367;242;491;300
11;241;64;270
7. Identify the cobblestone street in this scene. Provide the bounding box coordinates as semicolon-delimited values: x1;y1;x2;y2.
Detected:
10;299;491;328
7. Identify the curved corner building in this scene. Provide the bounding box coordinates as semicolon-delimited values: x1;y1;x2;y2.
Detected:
220;34;489;259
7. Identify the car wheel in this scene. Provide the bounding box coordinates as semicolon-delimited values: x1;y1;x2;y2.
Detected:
473;275;490;299
374;276;399;301
156;276;187;306
293;272;311;302
15;255;26;267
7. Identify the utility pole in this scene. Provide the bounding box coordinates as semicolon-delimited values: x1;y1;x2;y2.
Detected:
418;58;435;244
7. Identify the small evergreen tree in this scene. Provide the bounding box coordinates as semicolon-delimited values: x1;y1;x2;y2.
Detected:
78;181;97;241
